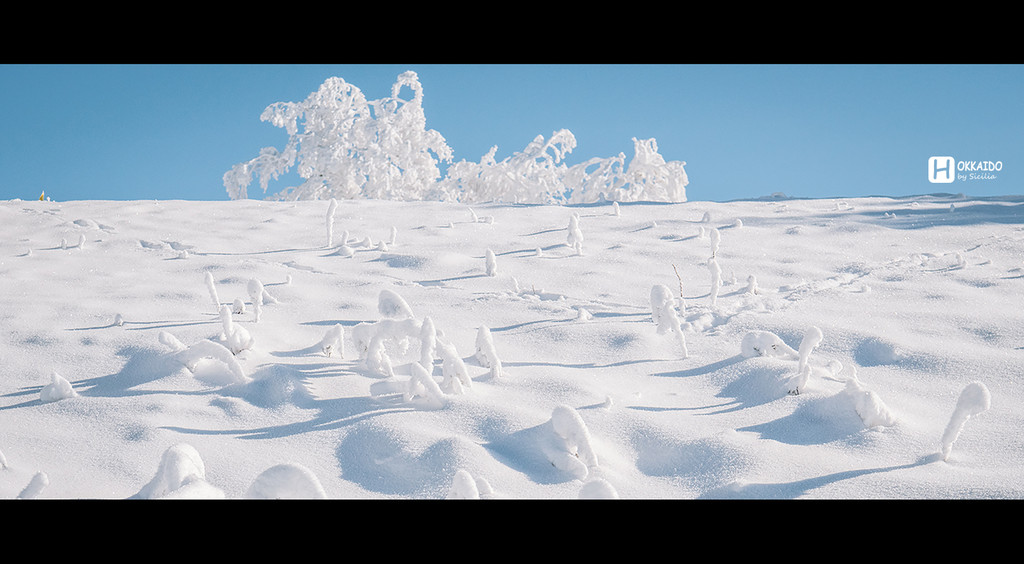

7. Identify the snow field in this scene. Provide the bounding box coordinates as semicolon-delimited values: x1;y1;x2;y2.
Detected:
1;194;1022;498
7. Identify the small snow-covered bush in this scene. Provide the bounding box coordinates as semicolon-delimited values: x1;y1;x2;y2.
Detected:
650;284;675;327
378;288;414;319
545;404;598;480
404;362;447;409
650;284;688;358
579;478;619;499
219;305;254;355
437;338;472;394
246;463;328;499
740;331;799;359
788;326;824;395
485;249;497;277
708;257;723;306
447;468;481;499
475;326;503;379
40;371;77;403
326;198;338;247
940;381;991;461
844;367;897;428
419;317;437;371
17;472;49;499
174;338;251;385
567;213;584;255
320;324;344;358
133;443;224;499
204;272;220;311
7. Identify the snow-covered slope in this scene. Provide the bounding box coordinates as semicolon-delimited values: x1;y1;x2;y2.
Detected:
1;194;1022;499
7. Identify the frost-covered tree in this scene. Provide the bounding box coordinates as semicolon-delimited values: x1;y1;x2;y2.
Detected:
226;72;689;204
224;71;454;201
440;130;578;204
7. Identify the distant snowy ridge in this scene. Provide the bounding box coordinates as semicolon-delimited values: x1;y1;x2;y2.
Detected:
224;71;688;205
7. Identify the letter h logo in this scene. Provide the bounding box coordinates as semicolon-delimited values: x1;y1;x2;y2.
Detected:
929;156;955;183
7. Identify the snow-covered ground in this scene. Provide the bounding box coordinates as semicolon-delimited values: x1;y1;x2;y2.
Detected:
1;193;1022;499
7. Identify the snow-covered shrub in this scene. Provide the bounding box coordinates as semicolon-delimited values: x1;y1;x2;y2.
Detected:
404;362;447;409
650;284;688;358
174;339;250;385
447;468;481;499
361;317;423;377
158;331;187;353
650;284;675;326
708;257;723;306
545;404;598;480
745;275;759;295
326;198;338;247
567;213;584;255
740;331;799;359
204;272;220;311
419;317;437;371
132;443;224;499
844;366;897;428
247;278;277;322
579;478;619;499
232;297;246;315
246;463;327;499
18;472;49;499
219;305;254;355
940;381;991;461
40;371;77;403
786;327;824;395
320;324;344;358
475;326;502;379
710;228;721;257
224;71;454;202
378;288;414;319
485;249;497;276
797;326;824;372
437;338;472;394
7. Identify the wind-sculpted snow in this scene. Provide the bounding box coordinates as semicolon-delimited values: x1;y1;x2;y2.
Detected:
1;194;1022;499
225;72;688;205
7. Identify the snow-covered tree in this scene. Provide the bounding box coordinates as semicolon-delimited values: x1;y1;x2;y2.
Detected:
224;72;453;202
225;72;688;205
440;130;577;204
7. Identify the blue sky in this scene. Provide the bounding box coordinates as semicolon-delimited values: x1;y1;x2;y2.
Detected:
1;64;1021;203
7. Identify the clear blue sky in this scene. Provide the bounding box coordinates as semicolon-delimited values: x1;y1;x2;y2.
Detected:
1;64;1021;203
